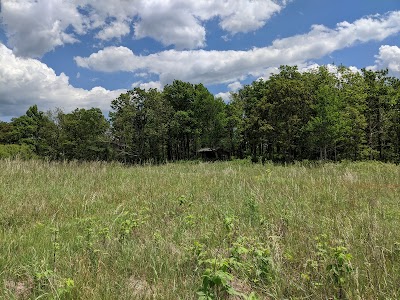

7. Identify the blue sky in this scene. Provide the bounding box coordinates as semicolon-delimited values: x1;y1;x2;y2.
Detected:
1;0;400;121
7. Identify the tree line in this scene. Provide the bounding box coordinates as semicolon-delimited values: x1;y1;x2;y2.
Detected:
1;65;400;163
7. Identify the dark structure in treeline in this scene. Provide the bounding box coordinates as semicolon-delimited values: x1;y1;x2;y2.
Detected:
197;148;230;161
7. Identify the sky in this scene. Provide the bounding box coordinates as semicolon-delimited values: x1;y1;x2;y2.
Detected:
1;0;400;121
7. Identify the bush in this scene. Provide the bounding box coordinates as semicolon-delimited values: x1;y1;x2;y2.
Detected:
0;144;36;159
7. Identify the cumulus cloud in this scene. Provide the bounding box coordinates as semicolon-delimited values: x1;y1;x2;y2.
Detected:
215;92;233;102
371;45;400;75
0;43;125;117
0;0;287;56
133;2;206;49
214;81;243;102
95;21;131;41
227;81;243;92
75;11;400;86
132;81;163;91
1;0;84;57
74;46;140;72
216;0;283;33
132;0;285;49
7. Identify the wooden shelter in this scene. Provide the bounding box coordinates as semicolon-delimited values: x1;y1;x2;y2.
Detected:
197;148;230;161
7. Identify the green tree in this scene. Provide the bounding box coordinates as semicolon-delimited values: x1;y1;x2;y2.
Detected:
110;88;171;163
58;108;110;161
362;69;393;160
384;76;400;162
8;105;59;158
305;66;344;160
224;98;245;158
265;66;313;161
164;80;197;160
336;67;368;160
142;88;172;162
192;84;227;150
232;79;271;161
163;80;226;160
0;121;15;144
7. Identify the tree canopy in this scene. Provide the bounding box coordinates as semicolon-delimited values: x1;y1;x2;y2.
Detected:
1;66;400;163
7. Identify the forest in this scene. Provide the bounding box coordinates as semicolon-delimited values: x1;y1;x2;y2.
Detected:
1;65;400;163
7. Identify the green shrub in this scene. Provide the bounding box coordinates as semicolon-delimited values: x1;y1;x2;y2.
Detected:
0;144;36;159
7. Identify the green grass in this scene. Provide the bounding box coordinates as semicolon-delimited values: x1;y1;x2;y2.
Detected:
1;159;400;299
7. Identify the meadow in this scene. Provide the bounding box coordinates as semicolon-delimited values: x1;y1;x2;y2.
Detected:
1;159;400;299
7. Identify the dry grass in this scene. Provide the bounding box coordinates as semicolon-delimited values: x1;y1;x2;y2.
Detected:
0;159;399;299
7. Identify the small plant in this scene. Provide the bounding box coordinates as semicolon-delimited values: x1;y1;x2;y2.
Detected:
230;237;276;286
75;218;101;269
243;292;260;300
34;268;54;295
178;194;192;206
197;257;242;300
223;215;238;242
117;211;142;241
327;246;353;299
98;226;110;245
57;277;75;299
302;235;353;299
243;197;259;225
51;227;60;271
34;269;75;299
186;240;207;269
183;214;196;228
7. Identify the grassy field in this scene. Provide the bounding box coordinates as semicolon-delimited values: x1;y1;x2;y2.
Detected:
1;159;400;299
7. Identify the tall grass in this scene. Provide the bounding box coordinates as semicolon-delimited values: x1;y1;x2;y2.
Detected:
1;159;399;299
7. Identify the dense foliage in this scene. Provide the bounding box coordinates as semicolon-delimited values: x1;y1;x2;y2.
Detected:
1;65;400;162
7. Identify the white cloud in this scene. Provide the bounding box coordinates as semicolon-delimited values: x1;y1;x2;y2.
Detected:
1;0;84;57
216;0;283;33
228;81;243;91
215;92;233;102
297;63;361;77
0;43;125;117
75;11;400;86
131;81;163;91
133;2;206;49
0;0;287;56
372;45;400;75
74;46;140;72
95;21;131;41
132;0;285;49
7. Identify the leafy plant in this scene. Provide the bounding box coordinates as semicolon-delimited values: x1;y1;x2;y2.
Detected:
327;246;353;299
230;237;276;286
197;257;242;300
116;211;143;241
302;235;353;299
243;197;260;225
223;215;238;242
57;277;76;299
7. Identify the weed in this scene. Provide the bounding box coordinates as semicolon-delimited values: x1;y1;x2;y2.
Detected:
230;237;276;286
51;226;60;271
197;257;242;300
327;246;353;299
178;194;192;207
243;197;260;226
302;235;353;299
116;211;141;242
223;215;238;242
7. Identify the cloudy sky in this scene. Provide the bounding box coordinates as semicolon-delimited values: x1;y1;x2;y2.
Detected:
1;0;400;121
